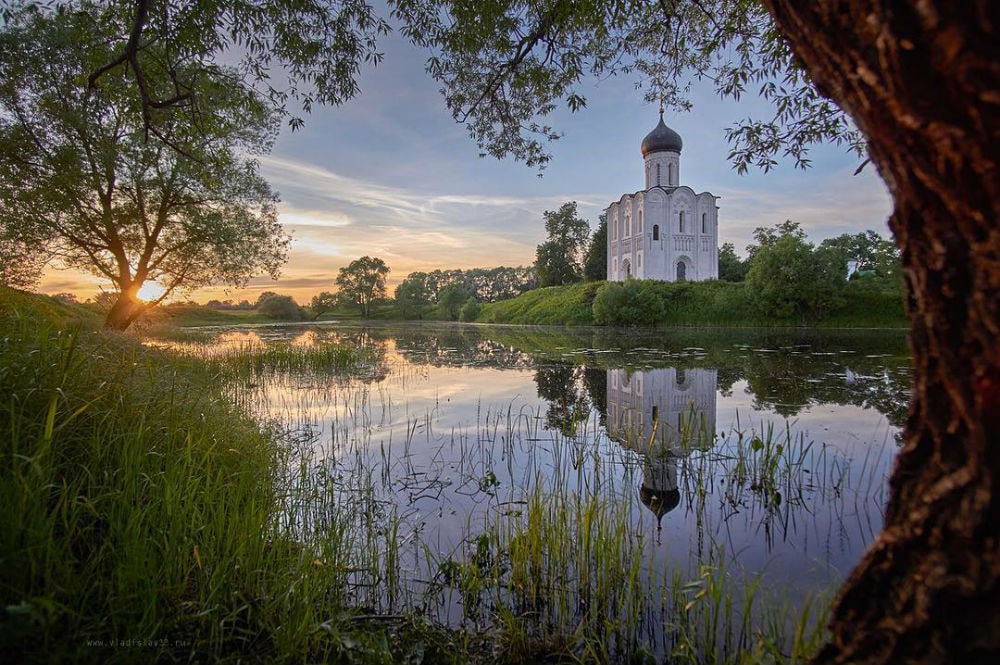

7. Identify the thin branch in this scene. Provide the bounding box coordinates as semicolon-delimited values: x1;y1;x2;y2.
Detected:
458;9;558;122
88;0;195;150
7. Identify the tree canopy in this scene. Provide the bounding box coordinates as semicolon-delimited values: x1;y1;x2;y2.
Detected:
393;278;432;319
335;256;389;318
436;283;471;320
13;0;858;175
535;201;590;287
257;294;303;321
309;291;339;320
583;214;608;281
0;232;46;290
819;230;899;278
395;266;537;307
745;221;846;323
394;0;862;171
717;243;748;282
0;4;289;329
10;0;392;140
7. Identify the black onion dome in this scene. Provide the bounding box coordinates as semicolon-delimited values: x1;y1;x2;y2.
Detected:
640;115;683;156
639;485;681;523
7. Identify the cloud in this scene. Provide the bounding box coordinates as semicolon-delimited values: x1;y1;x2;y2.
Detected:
716;167;892;253
255;155;604;290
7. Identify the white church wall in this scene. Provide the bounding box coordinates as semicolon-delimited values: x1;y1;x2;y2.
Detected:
644;153;681;189
606;367;718;453
606;117;719;283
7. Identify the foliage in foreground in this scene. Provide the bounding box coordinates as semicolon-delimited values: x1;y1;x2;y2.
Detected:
0;5;289;331
1;288;839;664
0;288;447;664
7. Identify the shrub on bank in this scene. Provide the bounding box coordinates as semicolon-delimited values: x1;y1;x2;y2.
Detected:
592;280;664;326
460;298;481;322
257;293;304;320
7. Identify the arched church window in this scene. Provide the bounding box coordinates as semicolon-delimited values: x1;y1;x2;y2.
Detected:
652;224;660;241
676;261;686;281
679;211;685;233
656;164;661;186
702;212;707;234
623;259;631;278
638;210;642;229
676;369;686;386
668;163;674;185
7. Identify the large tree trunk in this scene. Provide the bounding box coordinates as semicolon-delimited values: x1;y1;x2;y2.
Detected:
760;2;999;663
104;291;146;331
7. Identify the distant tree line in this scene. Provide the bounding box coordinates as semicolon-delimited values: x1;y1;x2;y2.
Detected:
36;218;898;329
239;259;536;322
144;211;900;327
394;265;537;320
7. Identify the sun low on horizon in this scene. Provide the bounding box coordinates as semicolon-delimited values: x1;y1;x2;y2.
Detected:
136;281;168;303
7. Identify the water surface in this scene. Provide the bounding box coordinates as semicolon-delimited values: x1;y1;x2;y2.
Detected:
166;323;910;655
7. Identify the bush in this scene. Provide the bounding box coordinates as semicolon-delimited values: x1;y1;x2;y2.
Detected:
592;280;665;326
256;294;303;320
437;284;471;321
460;298;481;322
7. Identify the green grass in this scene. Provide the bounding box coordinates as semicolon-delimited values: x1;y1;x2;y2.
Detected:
0;287;102;328
477;279;906;328
1;286;849;664
0;287;454;664
478;282;602;325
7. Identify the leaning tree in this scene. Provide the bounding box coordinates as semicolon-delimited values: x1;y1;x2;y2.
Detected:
761;3;997;663
0;5;290;330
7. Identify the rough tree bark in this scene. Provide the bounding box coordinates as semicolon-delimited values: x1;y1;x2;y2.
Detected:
105;292;147;331
760;2;998;663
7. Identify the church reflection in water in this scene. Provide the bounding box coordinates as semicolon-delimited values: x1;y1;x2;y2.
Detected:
606;368;718;525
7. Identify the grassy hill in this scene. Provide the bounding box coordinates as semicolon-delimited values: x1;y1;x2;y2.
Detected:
477;282;602;325
477;278;906;328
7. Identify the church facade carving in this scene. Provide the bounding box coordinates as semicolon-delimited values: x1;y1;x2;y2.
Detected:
606;115;720;282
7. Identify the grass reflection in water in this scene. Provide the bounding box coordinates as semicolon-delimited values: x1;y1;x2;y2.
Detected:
170;323;901;664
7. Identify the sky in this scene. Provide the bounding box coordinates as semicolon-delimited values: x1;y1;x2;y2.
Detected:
35;29;893;304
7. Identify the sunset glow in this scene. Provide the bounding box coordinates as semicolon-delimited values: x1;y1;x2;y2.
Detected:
32;29;893;305
136;281;167;303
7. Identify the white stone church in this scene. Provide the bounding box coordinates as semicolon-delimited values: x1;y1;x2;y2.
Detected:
606;114;719;281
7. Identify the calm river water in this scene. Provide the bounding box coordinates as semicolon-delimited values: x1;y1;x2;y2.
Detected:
168;322;910;654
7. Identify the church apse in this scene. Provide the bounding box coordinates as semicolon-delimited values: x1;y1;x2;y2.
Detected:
606;367;718;524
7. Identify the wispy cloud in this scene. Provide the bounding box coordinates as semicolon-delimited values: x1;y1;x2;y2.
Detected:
716;167;892;253
37;156;891;302
251;155;604;300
